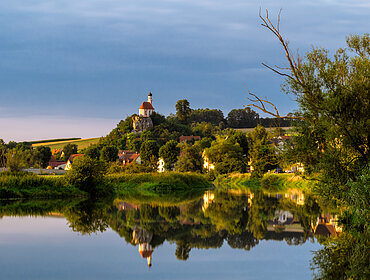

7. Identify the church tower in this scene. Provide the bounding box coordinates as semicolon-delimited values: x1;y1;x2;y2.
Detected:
139;91;154;117
148;91;152;104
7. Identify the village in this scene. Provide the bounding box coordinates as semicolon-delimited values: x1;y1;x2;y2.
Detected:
30;91;305;177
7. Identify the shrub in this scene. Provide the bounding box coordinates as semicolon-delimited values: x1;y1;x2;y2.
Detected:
64;157;107;194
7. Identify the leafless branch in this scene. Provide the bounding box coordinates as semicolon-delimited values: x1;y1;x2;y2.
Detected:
244;84;303;120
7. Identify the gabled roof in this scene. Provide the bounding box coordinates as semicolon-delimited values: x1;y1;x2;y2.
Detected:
139;102;154;110
120;152;140;165
68;154;84;162
315;224;337;237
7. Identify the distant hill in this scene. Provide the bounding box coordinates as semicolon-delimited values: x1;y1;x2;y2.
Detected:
32;137;100;150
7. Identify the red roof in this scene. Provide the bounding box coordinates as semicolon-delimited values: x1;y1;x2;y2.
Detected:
139;102;154;110
68;154;84;162
119;152;140;165
179;135;201;143
139;249;153;258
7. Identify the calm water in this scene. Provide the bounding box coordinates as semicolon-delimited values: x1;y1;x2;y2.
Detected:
0;189;331;280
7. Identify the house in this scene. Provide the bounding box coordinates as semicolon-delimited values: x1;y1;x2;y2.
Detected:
64;154;84;170
291;162;304;173
139;91;154;117
202;152;215;172
157;157;166;173
118;150;141;165
179;135;201;143
48;155;66;169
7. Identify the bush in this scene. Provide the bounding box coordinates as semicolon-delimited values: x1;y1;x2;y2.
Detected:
64;157;107;194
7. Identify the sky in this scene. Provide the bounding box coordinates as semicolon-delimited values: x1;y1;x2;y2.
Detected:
0;0;369;142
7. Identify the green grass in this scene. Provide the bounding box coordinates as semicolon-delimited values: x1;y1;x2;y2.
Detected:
108;172;212;193
0;173;87;199
214;173;316;192
32;137;100;150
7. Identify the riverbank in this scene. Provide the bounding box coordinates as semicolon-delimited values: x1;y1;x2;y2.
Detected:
0;172;86;199
214;173;317;192
0;172;212;199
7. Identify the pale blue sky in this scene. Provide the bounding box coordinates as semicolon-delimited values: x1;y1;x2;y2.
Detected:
0;0;369;141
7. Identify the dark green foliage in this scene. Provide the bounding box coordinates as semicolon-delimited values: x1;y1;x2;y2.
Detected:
204;137;245;175
64;157;108;194
159;140;180;170
248;125;277;179
33;146;52;168
99;128;126;150
312;166;370;280
5;149;29;172
227;130;249;156
84;144;101;160
150;111;167;126
227;108;259;128
140;140;159;167
63;143;78;161
117;115;135;134
126;133;141;152
284;34;369;194
192;122;219;138
175;99;191;123
100;146;118;162
189;108;225;126
175;144;203;172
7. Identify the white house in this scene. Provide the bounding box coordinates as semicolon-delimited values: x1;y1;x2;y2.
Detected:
157;157;166;173
202;152;215;172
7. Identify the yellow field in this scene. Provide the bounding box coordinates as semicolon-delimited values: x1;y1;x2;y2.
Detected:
32;137;100;150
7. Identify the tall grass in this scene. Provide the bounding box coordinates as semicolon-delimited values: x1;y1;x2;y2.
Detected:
0;172;86;199
107;172;212;192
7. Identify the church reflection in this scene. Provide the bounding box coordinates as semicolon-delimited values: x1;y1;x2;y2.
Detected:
108;189;341;266
0;188;341;267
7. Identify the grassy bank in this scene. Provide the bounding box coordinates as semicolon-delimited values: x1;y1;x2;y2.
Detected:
215;173;317;192
0;173;86;199
0;172;212;199
108;172;212;193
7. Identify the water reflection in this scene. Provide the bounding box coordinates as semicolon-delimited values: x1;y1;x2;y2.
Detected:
0;189;341;267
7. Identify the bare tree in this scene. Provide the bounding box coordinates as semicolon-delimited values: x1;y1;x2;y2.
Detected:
245;9;304;120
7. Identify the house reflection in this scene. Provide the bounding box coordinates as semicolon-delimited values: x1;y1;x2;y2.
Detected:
312;214;342;237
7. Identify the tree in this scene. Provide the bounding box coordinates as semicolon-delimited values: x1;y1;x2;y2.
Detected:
175;99;191;123
63;144;78;161
159;140;180;170
33;146;52;168
227;130;249;157
248;125;277;178
204;137;245;175
100;146;118;162
5;149;28;172
140;140;159;167
84;145;101;160
189;108;225;126
248;11;369;191
64;156;107;193
175;143;203;172
227;108;259;128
